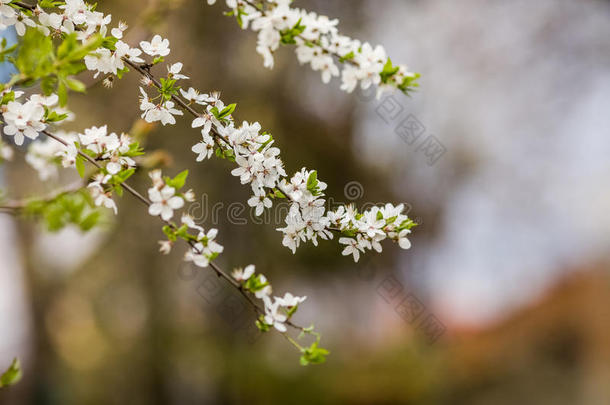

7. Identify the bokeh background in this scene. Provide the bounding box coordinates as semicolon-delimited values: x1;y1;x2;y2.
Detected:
1;0;610;404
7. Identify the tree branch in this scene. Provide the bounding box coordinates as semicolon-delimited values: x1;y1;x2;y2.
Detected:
38;128;307;333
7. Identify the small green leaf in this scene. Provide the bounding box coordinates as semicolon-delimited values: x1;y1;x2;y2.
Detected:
75;154;85;178
339;51;355;63
166;170;188;190
306;170;322;196
379;58;400;83
162;225;177;242
0;90;14;105
0;358;22;388
218;103;236;118
116;66;129;79
65;77;86;93
299;342;329;366
40;76;58;96
79;211;101;231
256;316;271;332
306;171;317;189
57;81;68;107
273;188;286;199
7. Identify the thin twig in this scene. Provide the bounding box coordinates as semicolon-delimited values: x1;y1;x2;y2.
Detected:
0;180;85;211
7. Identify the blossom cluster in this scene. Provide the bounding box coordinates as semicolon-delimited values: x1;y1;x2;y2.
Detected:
25;130;78;181
20;118;143;215
2;92;53;146
147;169;188;221
145;171;222;268
184;87;413;260
231;264;306;333
23;127;118;214
182;217;224;268
130;46;415;261
0;0;36;35
331;203;415;262
78;126;136;173
0;0;417;263
0;0;142;78
78;125;143;214
277;168;332;252
275;170;416;261
87;172;118;214
206;0;420;97
139;86;183;126
226;122;286;215
0;0;111;41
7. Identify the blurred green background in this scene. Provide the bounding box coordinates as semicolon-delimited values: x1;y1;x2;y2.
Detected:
1;0;610;404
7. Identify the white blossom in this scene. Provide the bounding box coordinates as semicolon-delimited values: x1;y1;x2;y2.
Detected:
88;173;118;214
158;240;172;255
148;185;184;220
263;296;287;332
139;87;183;125
232;264;255;282
247;190;272;216
2;99;46;146
111;21;128;39
254;274;272;298
191;133;215;161
139;34;170;57
275;292;306;308
167;62;189;80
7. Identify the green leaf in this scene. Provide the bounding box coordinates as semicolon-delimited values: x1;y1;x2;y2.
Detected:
280;18;306;45
75;155;85;178
116;66;129;79
398;73;421;96
306;170;322;196
273;188;286;199
44;107;68;123
23;191;102;233
120;168;136;181
244;274;270;293
379;58;400;83
256;316;271;332
162;225;177;242
124;142;144;157
306;171;317;189
57;80;68;107
38;0;63;9
339;51;355;63
65;77;86;93
0;358;22;388
218;103;236;118
57;33;78;60
0;90;14;105
15;29;54;80
102;36;118;51
300;342;329;366
79;211;101;231
40;76;58;96
166;170;188;190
